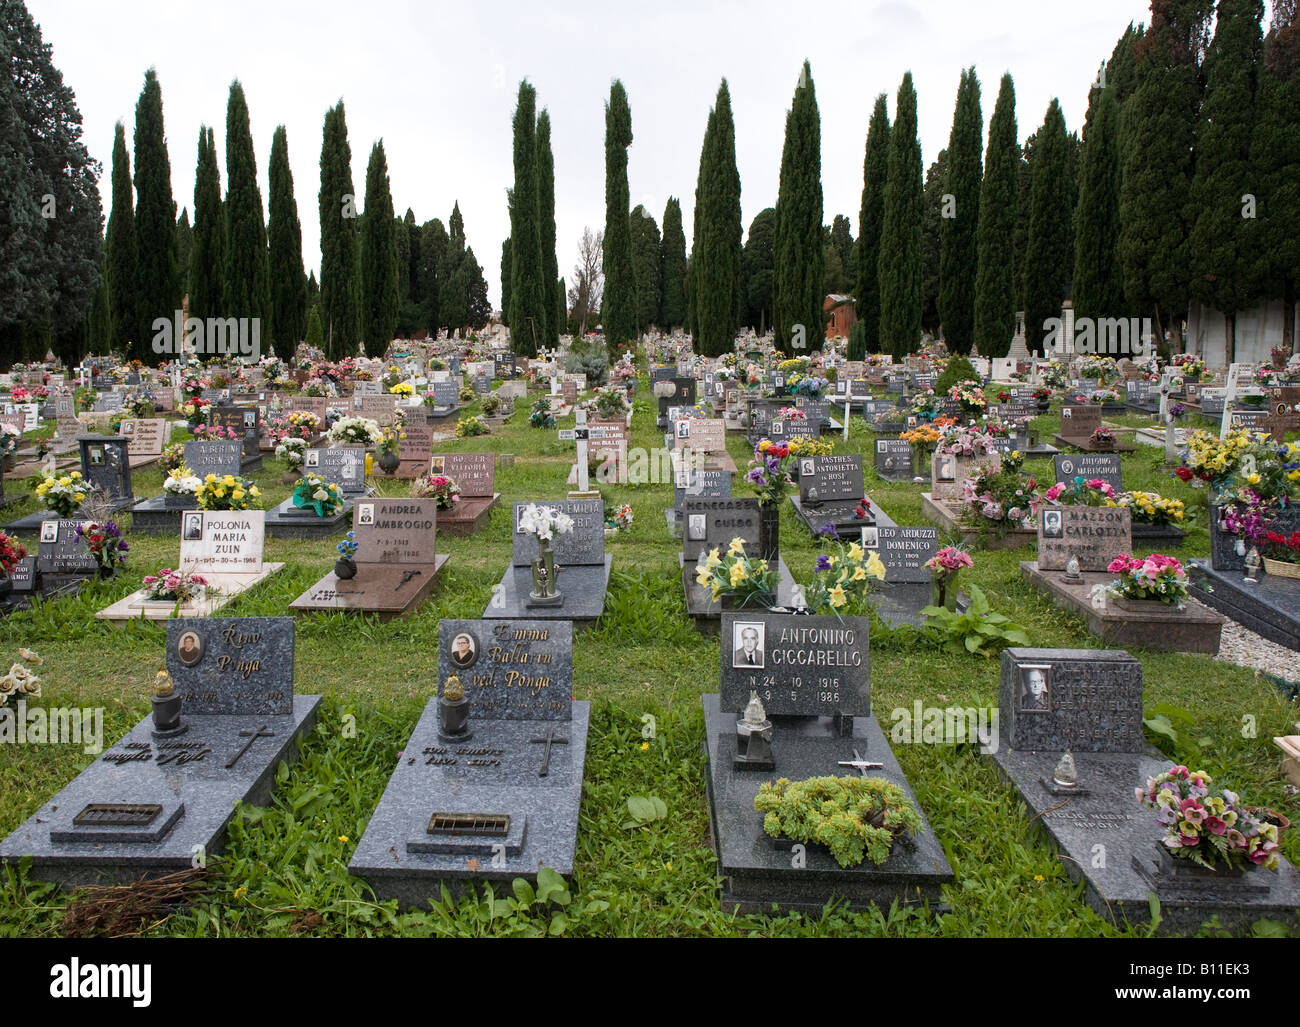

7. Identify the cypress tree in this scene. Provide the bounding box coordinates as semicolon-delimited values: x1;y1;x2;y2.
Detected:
878;72;923;358
319;101;360;358
743;207;776;333
1013;131;1036;313
690;80;743;356
855;94;890;353
556;276;567;336
441;202;468;336
774;60;825;350
938;68;982;355
630;205;661;333
500;236;512;326
105;121;136;355
306;270;319;310
921;150;948;336
1118;2;1214;338
464;246;491;331
1023;100;1074;353
602;80;636;351
394;217;410;302
190;126;223;323
536;109;559;348
404;208;419;299
223;81;269;341
659;197;687;329
133;68;177;361
268;125;307;358
1072;82;1124;323
305;303;323;351
175;209;192;291
1247;5;1300;354
360;140;399;351
1187;0;1264;361
418;218;447;333
509;82;544;356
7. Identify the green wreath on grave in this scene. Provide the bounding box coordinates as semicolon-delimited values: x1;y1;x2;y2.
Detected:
291;473;344;518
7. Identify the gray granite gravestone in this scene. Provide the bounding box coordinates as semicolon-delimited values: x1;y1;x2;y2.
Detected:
305;446;366;495
704;613;952;913
0;617;320;888
483;500;611;625
1052;453;1123;492
184;440;243;481
989;647;1300;934
874;438;915;482
78;437;134;511
790;455;868;535
350;619;589;907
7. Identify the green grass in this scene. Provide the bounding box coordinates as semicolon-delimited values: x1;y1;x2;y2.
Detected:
0;382;1295;938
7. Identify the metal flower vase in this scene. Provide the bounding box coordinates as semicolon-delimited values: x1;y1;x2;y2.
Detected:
528;537;563;607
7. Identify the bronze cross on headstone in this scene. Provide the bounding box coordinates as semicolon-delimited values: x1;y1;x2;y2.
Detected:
225;725;275;769
837;748;883;777
530;727;569;778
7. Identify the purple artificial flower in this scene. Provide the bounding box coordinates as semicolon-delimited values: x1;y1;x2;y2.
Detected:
815;554;832;572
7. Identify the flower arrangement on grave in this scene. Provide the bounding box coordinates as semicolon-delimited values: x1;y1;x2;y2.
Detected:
459;383;477;402
604;502;633;532
1261;528;1300;572
389;381;415;398
788;373;829;399
1080;387;1123;405
0;531;27;578
289;473;343;518
870;409;901;432
785;435;835;458
924;546;974;611
1137;765;1281;871
0;423;21;461
962;465;1040;536
1088;425;1116;447
181;375;210;399
745;439;794;506
694;538;779;608
0;651;42;707
935;425;999;459
897;422;938;454
518;503;574;605
526;397;556;429
302;377;331;397
948;381;987;415
1107;491;1186;527
776;405;806;422
179;397;210;428
328;416;383;448
908;389;940;419
162;465;202;498
411;473;461;509
455;415;489;438
10;385;29;403
480;392;502;416
374;427;405;473
1176;428;1259;490
1255;366;1279;388
142;568;209;604
803;536;886;615
192;423;239;442
777;357;810;376
1171;354;1209;382
160;442;187;474
1168;402;1187;420
75;520;128;575
35;470;87;518
122;392;156;419
274;435;307;469
593;385;631;419
754;776;922;869
1106;553;1189;605
1078;355;1118;383
195;473;260;512
1044;476;1118;506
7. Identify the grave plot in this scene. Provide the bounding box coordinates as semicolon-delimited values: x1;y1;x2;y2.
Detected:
919;448;1037;550
131;440;243;535
1020;507;1223;654
1053;405;1136;453
483;499;611;626
429;453;501;537
988;648;1300;935
4;437;136;537
666;463;732;535
263;447;362;540
788;455;881;538
704;613;953;914
680;497;799;632
290;497;449;620
97;510;283;624
120;417;168;470
0;618;320;889
861;526;944;629
873;438;918;483
349;619;589;908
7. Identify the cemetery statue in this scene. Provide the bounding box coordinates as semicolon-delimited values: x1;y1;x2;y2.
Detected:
1244;546;1262;584
437;673;471;741
735;691;775;771
150;669;185;737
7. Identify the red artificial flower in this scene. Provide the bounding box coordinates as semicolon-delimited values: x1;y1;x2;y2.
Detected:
1174;467;1194;483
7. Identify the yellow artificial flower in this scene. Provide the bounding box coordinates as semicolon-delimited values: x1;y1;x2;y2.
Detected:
829;585;847;608
846;542;863;562
250;486;261;498
705;549;722;569
728;537;746;557
866;551;886;579
231;489;245;501
729;562;749;586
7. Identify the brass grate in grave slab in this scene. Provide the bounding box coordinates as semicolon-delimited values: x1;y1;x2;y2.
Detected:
73;803;163;827
426;813;510;837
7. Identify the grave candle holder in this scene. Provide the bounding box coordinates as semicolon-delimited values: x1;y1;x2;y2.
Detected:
734;691;774;771
437;674;472;741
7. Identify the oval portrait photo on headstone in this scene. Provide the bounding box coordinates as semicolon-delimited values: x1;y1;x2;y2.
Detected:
176;629;205;668
449;631;478;668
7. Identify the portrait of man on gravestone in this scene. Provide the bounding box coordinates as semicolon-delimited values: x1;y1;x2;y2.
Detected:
88;446;104;466
358;504;375;526
1020;665;1051;712
183;513;203;541
1042;510;1063;539
771;421;784;436
732;624;765;669
862;526;879;549
40;521;58;544
937;455;956;482
244;411;257;428
449;632;478;668
677;421;690;439
176;629;204;667
305;451;319;468
687;514;707;541
121;420;135;435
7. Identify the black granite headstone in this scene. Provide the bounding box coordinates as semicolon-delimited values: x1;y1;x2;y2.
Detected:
436;619;573;721
998;648;1143;753
164;617;295;716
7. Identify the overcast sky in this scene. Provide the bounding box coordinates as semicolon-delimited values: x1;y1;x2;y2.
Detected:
30;0;1169;309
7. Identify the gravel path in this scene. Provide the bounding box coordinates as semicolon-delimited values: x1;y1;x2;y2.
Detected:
1190;597;1300;685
